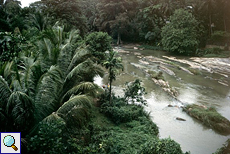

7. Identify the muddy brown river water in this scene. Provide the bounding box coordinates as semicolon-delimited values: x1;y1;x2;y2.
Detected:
94;47;230;154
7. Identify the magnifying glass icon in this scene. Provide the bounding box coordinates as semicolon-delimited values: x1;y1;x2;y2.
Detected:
3;135;18;151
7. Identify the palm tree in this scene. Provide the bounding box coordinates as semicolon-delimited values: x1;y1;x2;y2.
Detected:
103;50;123;104
0;75;34;134
0;23;104;136
28;12;49;32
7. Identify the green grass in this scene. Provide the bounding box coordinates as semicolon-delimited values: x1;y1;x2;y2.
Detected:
183;104;230;134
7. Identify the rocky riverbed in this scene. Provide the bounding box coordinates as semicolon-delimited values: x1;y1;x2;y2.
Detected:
109;46;230;154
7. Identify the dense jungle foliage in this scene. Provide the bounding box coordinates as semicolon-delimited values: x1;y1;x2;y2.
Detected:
0;0;229;153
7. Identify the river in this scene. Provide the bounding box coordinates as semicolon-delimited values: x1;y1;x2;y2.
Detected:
94;47;230;154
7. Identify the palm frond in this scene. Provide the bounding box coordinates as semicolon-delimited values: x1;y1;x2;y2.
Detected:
19;57;36;93
67;48;92;74
42;112;65;124
34;65;63;122
63;59;104;94
7;91;34;132
66;59;91;81
66;58;104;82
57;95;92;118
64;29;81;46
57;45;74;76
29;12;48;31
10;79;22;92
65;105;90;129
3;61;14;80
43;38;53;60
57;30;82;75
27;62;44;97
0;108;7;131
2;61;21;87
92;63;105;78
0;76;12;107
52;22;64;47
61;82;102;103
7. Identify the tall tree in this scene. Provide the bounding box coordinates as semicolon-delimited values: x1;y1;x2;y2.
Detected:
137;3;165;44
41;0;87;35
96;0;140;44
161;9;199;55
200;0;217;35
103;50;123;104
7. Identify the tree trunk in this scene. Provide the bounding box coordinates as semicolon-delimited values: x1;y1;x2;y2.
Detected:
209;14;213;36
224;13;227;32
117;31;122;45
109;78;112;105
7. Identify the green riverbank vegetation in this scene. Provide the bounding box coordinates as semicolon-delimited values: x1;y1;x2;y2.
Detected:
183;104;230;135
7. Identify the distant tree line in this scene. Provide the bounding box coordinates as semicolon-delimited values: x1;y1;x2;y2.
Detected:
1;0;229;45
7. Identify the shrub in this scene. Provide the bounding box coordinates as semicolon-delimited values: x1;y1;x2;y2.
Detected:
102;100;146;124
28;120;66;154
100;91;149;124
204;47;223;55
124;79;147;105
0;32;25;62
90;127;157;154
139;138;184;154
195;47;225;57
126;116;159;136
209;31;230;46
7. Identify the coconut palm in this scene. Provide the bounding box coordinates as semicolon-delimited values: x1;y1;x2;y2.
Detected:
29;12;49;32
103;50;123;104
0;75;34;134
0;23;104;136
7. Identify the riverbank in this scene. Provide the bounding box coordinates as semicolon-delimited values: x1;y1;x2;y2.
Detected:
111;45;230;153
183;104;230;135
88;89;187;154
